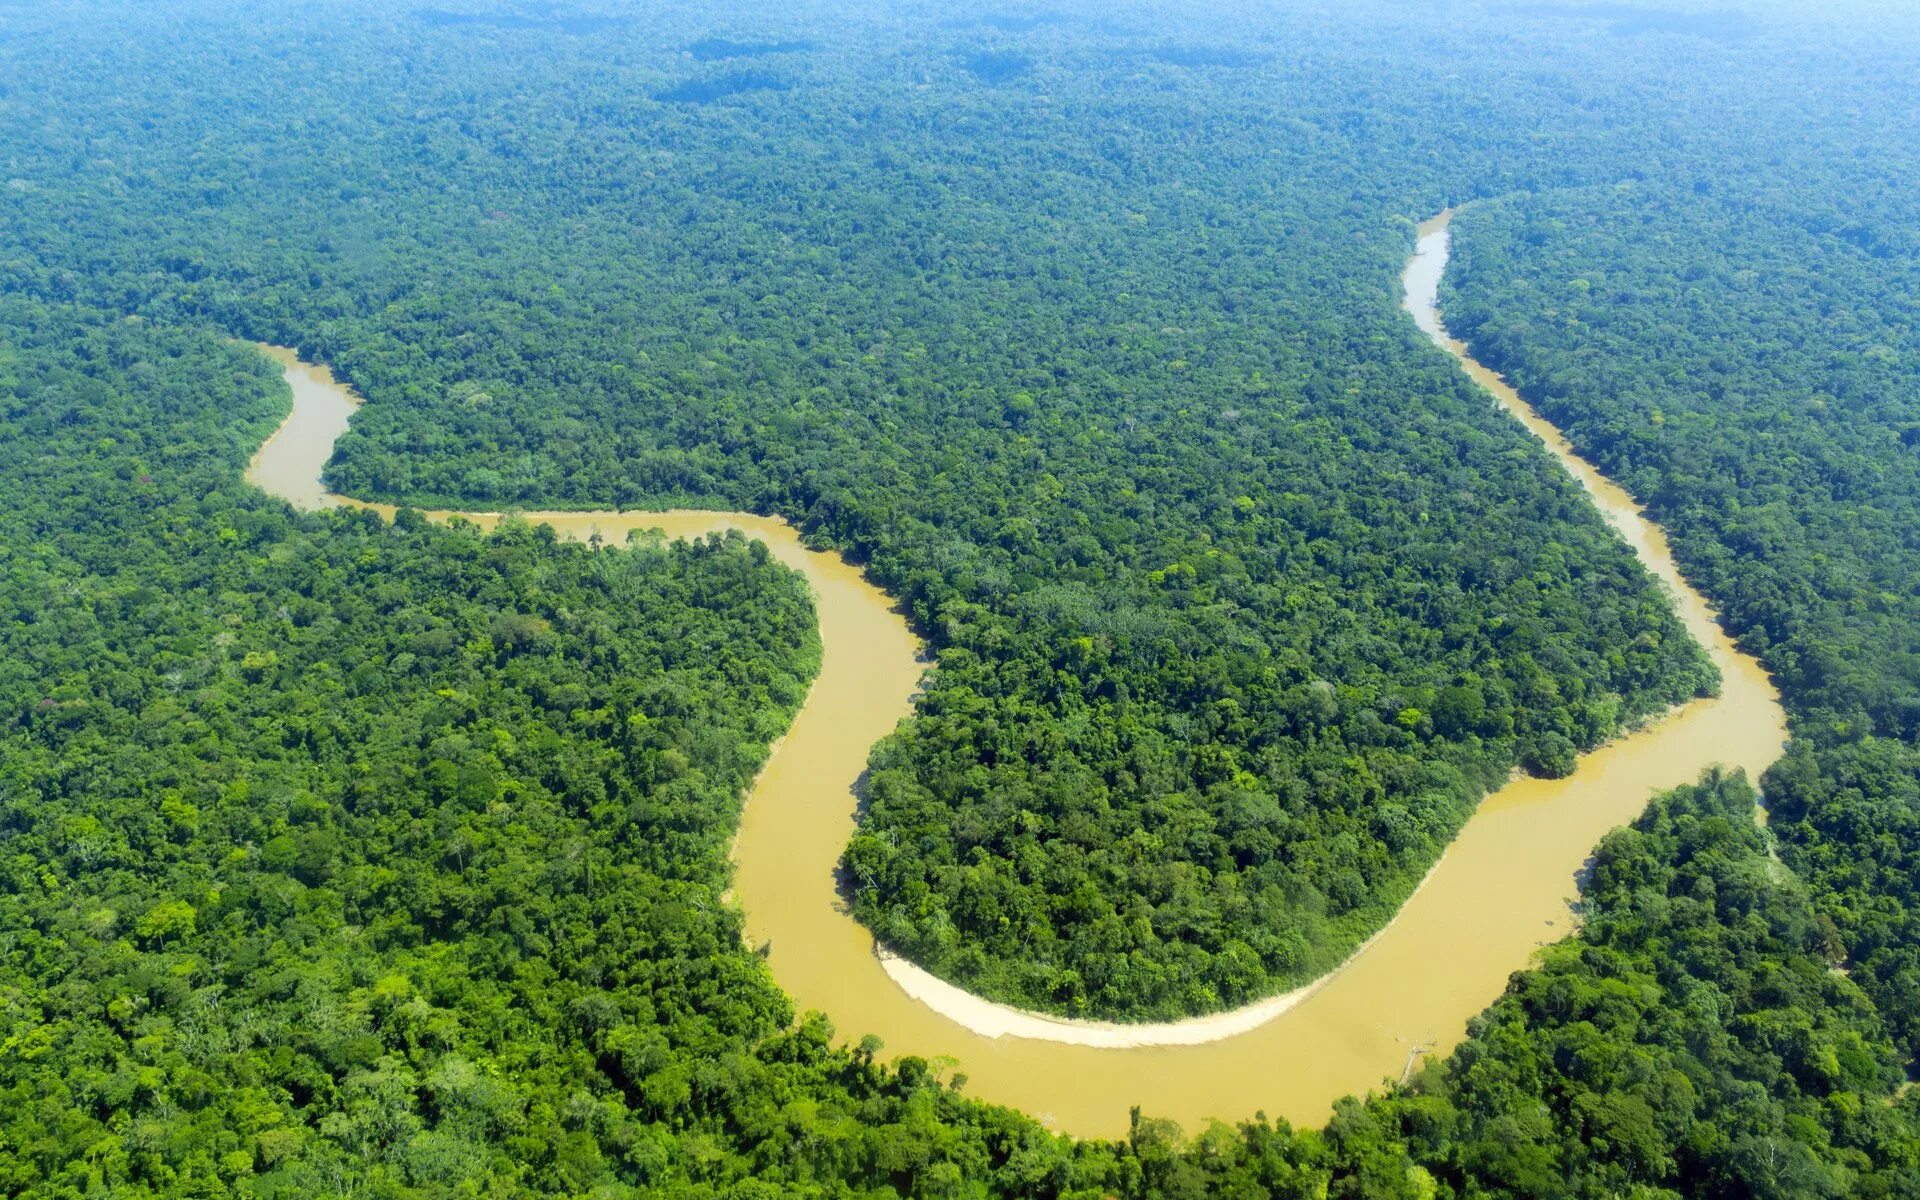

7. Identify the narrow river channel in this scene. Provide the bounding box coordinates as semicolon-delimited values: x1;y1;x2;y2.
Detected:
244;213;1786;1139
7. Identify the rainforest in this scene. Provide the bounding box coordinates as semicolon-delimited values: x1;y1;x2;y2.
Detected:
0;0;1916;1196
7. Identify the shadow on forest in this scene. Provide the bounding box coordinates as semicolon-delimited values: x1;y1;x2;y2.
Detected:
960;50;1033;83
655;71;792;105
688;38;815;61
831;767;879;917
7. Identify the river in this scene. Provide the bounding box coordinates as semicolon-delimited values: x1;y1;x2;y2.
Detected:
243;212;1785;1139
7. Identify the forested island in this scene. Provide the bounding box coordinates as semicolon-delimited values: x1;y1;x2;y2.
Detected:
1;0;1917;1195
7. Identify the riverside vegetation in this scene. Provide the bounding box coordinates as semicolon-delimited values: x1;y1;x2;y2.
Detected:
2;0;1724;1022
1;0;1918;1196
1443;155;1920;1074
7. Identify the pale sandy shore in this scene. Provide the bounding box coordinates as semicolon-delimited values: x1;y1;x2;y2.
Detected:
875;854;1449;1048
245;208;1790;1135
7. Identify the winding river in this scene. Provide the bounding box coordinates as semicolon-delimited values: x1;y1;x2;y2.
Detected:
244;211;1786;1140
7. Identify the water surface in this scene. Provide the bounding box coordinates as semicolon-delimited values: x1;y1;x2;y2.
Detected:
244;224;1785;1137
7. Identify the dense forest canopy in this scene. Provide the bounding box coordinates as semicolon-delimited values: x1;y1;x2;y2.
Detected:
1442;113;1920;1065
1;0;1919;1195
0;0;1737;1019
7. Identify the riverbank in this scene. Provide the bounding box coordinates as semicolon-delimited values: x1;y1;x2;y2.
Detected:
242;215;1785;1136
875;845;1450;1048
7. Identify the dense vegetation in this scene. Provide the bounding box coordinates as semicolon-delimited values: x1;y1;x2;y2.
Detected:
1;354;1909;1196
0;298;828;1192
2;0;1919;1195
0;0;1724;1021
1443;120;1920;1078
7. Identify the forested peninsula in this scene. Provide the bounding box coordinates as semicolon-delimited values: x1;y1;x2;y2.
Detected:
1;0;1917;1196
2;0;1722;1022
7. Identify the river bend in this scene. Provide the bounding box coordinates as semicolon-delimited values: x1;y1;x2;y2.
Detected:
244;213;1785;1138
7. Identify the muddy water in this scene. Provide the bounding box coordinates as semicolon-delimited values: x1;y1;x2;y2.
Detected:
244;220;1785;1139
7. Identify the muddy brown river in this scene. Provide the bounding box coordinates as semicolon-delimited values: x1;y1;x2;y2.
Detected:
244;213;1785;1138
